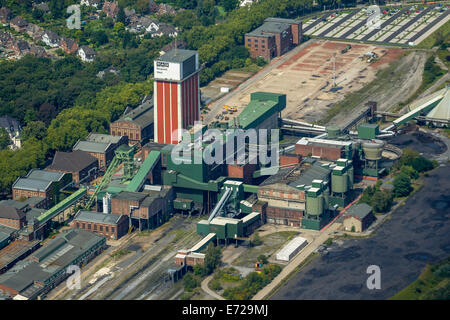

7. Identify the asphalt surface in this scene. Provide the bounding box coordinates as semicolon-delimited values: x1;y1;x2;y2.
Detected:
272;164;450;300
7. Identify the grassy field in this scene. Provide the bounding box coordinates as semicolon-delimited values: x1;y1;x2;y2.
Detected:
390;257;450;300
232;231;300;268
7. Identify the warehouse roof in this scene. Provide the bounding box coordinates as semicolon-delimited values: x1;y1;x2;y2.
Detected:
112;191;148;202
264;17;301;24
47;150;97;173
73;140;110;154
289;162;331;189
0;231;9;244
344;203;373;220
26;169;65;182
117;100;154;129
296;137;352;147
25;208;44;222
86;133;123;144
74;210;123;225
13;178;52;192
157;49;197;63
0;200;29;212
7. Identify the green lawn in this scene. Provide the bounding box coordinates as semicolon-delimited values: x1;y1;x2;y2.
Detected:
390;258;450;300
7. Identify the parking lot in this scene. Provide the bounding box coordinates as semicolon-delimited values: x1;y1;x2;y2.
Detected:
303;5;450;46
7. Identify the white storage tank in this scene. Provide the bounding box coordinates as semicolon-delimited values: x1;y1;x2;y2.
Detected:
276;236;308;262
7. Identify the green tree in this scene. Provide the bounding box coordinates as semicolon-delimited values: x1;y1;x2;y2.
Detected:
197;0;217;26
117;6;126;24
0;128;11;150
251;231;262;246
203;243;221;275
372;190;393;213
21;121;47;141
173;10;201;30
183;272;199;292
257;254;268;264
393;172;412;197
411;157;434;173
400;165;419;179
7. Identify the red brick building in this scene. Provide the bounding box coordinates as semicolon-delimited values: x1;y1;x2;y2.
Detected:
245;17;302;61
294;137;352;161
110;99;154;145
0;205;26;230
46;150;98;185
110;187;174;230
73;133;128;170
227;162;257;184
73;211;129;240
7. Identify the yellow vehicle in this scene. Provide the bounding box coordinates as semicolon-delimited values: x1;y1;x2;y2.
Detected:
224;105;237;112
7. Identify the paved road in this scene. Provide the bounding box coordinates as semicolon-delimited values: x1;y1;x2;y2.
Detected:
272;164;450;300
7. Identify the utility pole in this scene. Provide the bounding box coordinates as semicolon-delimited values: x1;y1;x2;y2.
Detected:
333;52;336;87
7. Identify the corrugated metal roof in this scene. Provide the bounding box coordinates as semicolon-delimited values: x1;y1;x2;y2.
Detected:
73;140;110;153
276;236;307;260
86;133;122;144
289;162;331;189
13;178;52;192
125;151;160;192
27;169;65;182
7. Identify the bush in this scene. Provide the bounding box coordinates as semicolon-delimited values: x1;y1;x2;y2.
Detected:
434;264;450;278
183;272;200;292
411;156;434;173
400;165;419;179
210;278;222;291
393;172;412;197
251;231;262;246
257;254;268;264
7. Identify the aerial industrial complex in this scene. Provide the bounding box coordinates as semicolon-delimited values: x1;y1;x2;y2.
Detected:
0;5;449;301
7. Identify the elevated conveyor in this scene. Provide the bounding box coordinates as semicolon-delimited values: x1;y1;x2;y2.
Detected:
37;187;87;224
125;151;161;192
207;188;232;222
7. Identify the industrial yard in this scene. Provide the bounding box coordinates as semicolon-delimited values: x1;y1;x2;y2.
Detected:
210;39;420;125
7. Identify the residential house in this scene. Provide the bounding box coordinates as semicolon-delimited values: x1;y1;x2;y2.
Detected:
240;0;258;6
77;45;96;62
41;29;60;48
25;23;44;41
148;0;159;13
156;3;176;16
0;32;14;48
151;23;177;38
96;66;120;78
60;37;78;54
10;16;28;33
102;1;119;18
32;2;50;13
0;116;21;149
80;0;101;8
0;7;12;24
12;40;30;57
29;44;47;58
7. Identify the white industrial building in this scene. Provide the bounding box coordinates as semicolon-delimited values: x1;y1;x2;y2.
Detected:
276;236;308;262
